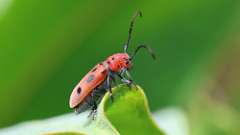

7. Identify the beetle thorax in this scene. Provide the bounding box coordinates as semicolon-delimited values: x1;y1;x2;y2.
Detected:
105;53;131;73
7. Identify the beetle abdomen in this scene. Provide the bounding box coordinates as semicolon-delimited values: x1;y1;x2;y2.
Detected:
74;96;92;114
74;82;108;113
69;63;108;108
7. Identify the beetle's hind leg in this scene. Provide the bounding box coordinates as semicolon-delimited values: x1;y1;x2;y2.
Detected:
87;87;107;120
74;99;91;114
87;101;97;120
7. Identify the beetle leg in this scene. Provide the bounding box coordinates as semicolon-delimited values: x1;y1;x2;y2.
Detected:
87;91;98;119
125;70;132;80
109;71;117;86
125;70;138;89
118;69;137;89
88;101;97;120
107;72;114;102
87;92;98;119
119;68;127;77
117;73;132;88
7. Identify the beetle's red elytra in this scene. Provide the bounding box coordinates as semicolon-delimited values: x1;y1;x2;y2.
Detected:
69;11;155;117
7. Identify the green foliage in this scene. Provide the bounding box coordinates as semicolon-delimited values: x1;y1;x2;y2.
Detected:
0;85;164;135
188;93;240;135
1;0;240;134
45;132;84;135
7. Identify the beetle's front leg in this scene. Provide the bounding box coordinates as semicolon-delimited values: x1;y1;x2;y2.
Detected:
118;69;134;89
125;70;137;89
118;69;138;89
118;75;132;89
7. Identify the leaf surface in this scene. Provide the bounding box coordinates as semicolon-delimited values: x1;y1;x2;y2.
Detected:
0;85;164;135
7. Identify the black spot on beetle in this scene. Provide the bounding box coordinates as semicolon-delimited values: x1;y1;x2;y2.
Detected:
112;57;115;60
86;74;95;83
77;87;82;94
126;61;129;65
91;67;97;72
99;63;103;65
107;61;110;64
101;70;107;74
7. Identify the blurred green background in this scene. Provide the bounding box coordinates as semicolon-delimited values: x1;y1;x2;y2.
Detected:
0;0;240;134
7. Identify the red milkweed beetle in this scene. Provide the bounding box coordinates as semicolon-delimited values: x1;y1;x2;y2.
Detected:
69;11;155;117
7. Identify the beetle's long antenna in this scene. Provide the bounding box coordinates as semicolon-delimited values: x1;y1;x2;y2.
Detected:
130;45;156;60
124;10;142;53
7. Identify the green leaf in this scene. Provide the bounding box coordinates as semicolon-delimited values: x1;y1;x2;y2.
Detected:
45;132;85;135
105;85;164;135
0;85;164;135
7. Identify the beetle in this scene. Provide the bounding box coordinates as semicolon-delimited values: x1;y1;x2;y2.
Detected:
69;11;155;117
